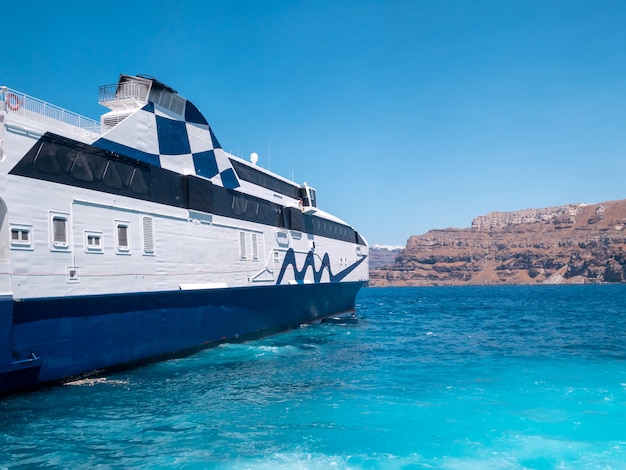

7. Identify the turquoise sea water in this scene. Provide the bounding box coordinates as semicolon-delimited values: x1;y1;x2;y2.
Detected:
2;285;626;469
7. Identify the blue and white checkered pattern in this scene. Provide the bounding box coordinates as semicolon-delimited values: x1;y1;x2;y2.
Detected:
94;100;240;188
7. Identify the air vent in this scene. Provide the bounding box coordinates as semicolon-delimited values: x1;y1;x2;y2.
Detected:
102;113;131;131
142;216;154;254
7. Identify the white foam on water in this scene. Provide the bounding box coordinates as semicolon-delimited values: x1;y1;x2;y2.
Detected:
63;377;129;387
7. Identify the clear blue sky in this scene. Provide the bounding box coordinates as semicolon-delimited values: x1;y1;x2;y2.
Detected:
3;1;626;246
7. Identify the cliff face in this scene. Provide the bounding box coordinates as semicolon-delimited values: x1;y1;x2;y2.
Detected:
370;200;626;286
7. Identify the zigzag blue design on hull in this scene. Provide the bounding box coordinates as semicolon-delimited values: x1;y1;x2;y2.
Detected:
275;248;368;285
0;282;365;394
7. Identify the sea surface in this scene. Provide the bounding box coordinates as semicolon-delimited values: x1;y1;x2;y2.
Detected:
2;285;626;469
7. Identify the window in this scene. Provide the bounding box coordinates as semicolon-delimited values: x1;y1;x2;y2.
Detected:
49;212;70;251
232;196;248;215
229;158;302;199
308;187;317;208
10;225;33;250
251;233;259;260
87;234;101;247
11;228;29;244
53;217;68;246
239;231;247;260
85;232;103;253
116;222;130;253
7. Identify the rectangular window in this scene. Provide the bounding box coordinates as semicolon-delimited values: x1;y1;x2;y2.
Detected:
11;228;29;243
116;222;130;253
10;225;33;250
308;187;317;208
49;212;70;251
87;234;101;247
239;231;247;260
85;232;103;253
53;217;67;245
251;233;259;260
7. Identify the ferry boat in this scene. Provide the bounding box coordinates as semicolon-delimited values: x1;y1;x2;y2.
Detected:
0;75;368;394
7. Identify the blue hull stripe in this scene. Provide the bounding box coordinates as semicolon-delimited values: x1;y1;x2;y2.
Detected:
13;282;361;324
2;282;365;394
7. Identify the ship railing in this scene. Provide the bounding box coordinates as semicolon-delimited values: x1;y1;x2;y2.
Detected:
98;81;150;110
0;87;101;138
99;81;149;102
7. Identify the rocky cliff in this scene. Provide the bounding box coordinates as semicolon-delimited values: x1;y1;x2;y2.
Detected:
370;199;626;286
